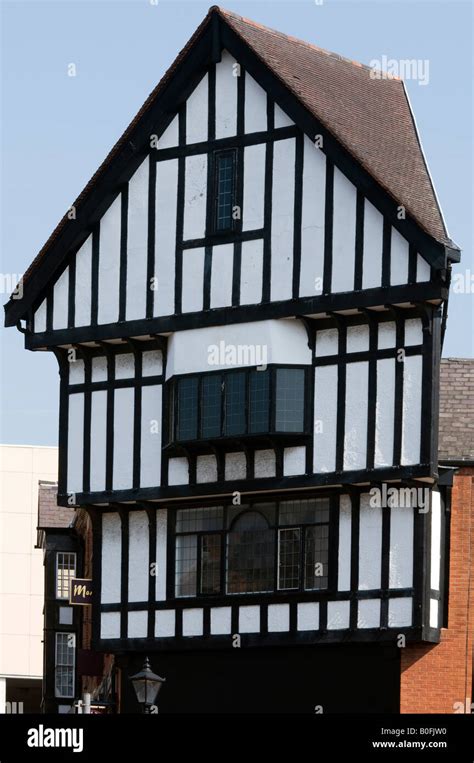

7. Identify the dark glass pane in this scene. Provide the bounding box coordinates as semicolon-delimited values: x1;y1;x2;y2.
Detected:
275;368;305;432
200;534;221;594
201;375;222;438
226;511;274;593
176;507;224;533
224;372;246;435
278;527;301;590
249;370;270;433
304;525;329;590
175;535;197;597
177;377;198;440
215;152;234;231
279;498;330;525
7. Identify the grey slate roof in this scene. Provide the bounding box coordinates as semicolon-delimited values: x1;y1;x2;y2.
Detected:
438;358;474;462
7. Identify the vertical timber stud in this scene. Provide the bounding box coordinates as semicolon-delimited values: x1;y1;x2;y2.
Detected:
262;96;274;302
54;349;69;497
146;155;156;319
89;507;102;650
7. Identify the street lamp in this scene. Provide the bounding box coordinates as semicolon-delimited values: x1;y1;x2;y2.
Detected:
130;657;166;713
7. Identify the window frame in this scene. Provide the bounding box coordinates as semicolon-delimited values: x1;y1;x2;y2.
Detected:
54;632;76;699
55;552;77;601
212;148;237;234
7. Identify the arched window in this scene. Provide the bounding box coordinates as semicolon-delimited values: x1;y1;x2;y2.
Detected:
226;511;274;594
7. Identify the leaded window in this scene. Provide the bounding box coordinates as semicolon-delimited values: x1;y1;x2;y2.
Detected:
55;633;75;699
56;552;76;600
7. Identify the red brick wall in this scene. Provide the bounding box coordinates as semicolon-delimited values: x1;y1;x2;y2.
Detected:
400;469;474;713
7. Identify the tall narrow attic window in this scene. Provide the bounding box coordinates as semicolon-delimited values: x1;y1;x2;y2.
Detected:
214;150;236;231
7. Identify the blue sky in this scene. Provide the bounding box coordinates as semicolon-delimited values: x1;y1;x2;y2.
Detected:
1;0;472;446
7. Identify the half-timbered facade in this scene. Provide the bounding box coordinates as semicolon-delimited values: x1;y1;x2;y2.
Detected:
5;7;460;712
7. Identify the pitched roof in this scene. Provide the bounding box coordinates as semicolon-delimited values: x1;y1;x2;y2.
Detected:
5;5;457;322
37;481;75;530
438;359;474;463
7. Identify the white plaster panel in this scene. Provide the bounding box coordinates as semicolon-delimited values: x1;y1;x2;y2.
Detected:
390;228;409;285
362;200;383;289
128;511;149;603
417;254;431;282
242;144;265;230
112;387;134;490
283;446;306;476
215;50;237;138
239;605;260;633
142;350;163;376
196;455;218;483
327;600;350;629
268;604;290;632
401;354;422;465
90;390;107;492
359;495;382;589
210;607;232;635
429;599;439;628
338;495;352;591
100;612;120;639
378;321;396;349
67;393;84;493
210;243;233;308
299;137;325;297
347;325;370;353
140;385;162;488
358;599;381;628
332;166;356;293
155;509;167;602
343;361;368;470
186;73;208;144
224;452;246;481
92;356;107;382
74;235;92;327
388;597;412;627
126;157;149;321
158;115;178;149
53;267;68;330
314;364;338;472
182;608;204;637
240;238;263;304
168;457;189;485
271;138;295;301
183;154;207;241
315;328;338;357
98;195;121;325
69;358;84;384
430;491;441;591
155;609;175;638
244;74;267;133
274;103;293;127
297;602;319;631
34;299;47;333
128;611;147;638
405;318;423;346
154;158;178;316
389;504;414;588
374;358;395;468
182;247;205;313
115;353;135;380
101;513;121;604
254;449;276;478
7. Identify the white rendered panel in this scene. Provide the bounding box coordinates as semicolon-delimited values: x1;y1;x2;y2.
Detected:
417;254;431;282
358;599;381;628
53;267;68;330
210;607;232;635
168;457;189;485
271;138;295;301
155;509;167;601
186;73;208;144
210;244;233;308
359;494;382;590
268;604;290;632
155;610;175;638
401;355;422;465
225;452;246;481
332;167;356;293
327;601;350;629
374;358;395;467
274;103;293;127
67;393;84;493
113;387;134;490
140;385;162;488
315;328;338;357
362;200;383;289
126;158;149;321
430;492;441;591
74;235;92;326
314;365;338;472
128;511;149;602
430;599;439;628
388;597;412;627
69;359;85;384
215;51;237;138
128;611;147;638
196;455;218;483
297;602;319;631
244;74;267;133
240;238;263;304
344;362;368;470
142;350;163;377
158;115;178;149
283;446;306;476
91;356;107;382
154;158;178;316
242;144;265;230
300;137;325;297
346;325;369;353
182;248;205;313
101;612;120;639
338;495;352;591
183;608;204;637
98;195;121;325
378;322;396;349
389;504;414;588
183;154;207;241
90;391;107;492
115;353;134;380
405;318;423;346
390;228;409;285
101;513;121;604
34;299;47;333
239;605;260;633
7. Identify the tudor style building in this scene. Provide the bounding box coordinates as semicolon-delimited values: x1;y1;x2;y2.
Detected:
5;7;462;713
